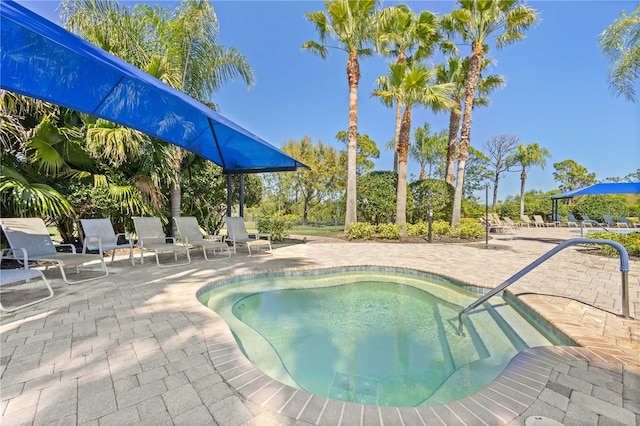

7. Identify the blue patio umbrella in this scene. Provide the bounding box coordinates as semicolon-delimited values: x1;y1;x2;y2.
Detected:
0;0;305;174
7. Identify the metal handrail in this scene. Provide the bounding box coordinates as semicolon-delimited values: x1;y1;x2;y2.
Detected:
580;219;610;237
458;238;631;333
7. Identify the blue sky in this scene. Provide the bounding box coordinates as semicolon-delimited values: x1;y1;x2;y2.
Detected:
15;0;640;201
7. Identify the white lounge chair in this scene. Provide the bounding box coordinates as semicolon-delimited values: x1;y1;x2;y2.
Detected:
132;217;190;267
225;217;272;256
81;218;134;265
1;248;54;312
173;216;230;261
0;218;108;284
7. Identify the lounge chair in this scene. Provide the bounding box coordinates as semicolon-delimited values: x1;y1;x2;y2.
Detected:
224;217;272;256
1;248;54;312
81;218;134;265
132;217;191;267
173;216;230;261
602;214;618;228
617;217;631;228
502;217;520;231
533;215;553;227
579;214;595;227
520;215;533;227
0;218;108;284
566;213;579;227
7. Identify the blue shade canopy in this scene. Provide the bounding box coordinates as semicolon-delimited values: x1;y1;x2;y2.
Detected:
551;183;640;199
0;1;305;174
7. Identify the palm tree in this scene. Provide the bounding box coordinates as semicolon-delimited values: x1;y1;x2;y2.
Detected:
599;4;640;102
509;143;551;217
409;123;447;180
62;0;254;233
441;0;538;225
375;4;441;172
373;62;454;235
436;55;505;186
303;0;379;231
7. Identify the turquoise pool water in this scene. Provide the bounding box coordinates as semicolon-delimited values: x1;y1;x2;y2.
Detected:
198;267;572;407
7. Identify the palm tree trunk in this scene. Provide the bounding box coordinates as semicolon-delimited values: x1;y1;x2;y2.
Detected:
395;106;411;237
492;176;499;211
393;101;402;173
520;169;527;217
445;100;461;185
452;45;484;225
344;52;360;232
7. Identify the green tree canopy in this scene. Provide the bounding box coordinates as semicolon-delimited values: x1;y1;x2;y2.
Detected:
552;159;596;193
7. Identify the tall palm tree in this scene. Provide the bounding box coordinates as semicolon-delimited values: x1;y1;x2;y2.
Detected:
303;0;379;231
441;0;538;224
409;123;447;180
509;143;551;217
373;62;454;235
599;4;640;102
435;55;505;186
375;4;441;172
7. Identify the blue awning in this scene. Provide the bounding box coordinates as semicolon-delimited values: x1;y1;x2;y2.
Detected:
0;1;305;174
551;182;640;199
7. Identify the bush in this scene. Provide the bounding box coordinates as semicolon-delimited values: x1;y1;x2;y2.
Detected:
377;223;401;239
451;218;484;239
346;222;376;240
586;231;640;257
410;179;453;222
407;221;430;236
432;219;452;236
256;216;291;242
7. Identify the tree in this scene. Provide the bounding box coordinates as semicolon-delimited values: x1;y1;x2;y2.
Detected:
335;131;380;175
599;4;640;102
436;55;505;186
552;160;596;193
375;4;442;172
508;143;551;216
281;137;344;224
372;62;454;235
409;123;447;180
62;0;254;234
303;0;379;232
441;0;538;225
485;134;518;209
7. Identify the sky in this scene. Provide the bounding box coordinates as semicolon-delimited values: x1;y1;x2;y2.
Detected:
13;0;640;202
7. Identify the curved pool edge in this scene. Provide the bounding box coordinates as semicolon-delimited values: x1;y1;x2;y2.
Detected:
195;265;638;424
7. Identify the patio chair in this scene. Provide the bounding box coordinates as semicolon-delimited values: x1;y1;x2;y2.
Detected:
501;217;520;232
617;217;631;228
1;248;54;312
80;218;134;265
602;214;618;228
533;215;553;227
579;214;595;227
520;215;533;227
566;213;579;227
0;218;108;284
173;216;230;261
224;217;272;256
132;217;191;267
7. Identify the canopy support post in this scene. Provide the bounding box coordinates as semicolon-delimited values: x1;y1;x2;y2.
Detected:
226;174;232;217
239;174;245;218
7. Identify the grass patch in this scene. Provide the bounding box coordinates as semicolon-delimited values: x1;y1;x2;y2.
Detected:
290;225;344;237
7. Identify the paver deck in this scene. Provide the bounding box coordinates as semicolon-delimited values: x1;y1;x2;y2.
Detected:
1;226;638;425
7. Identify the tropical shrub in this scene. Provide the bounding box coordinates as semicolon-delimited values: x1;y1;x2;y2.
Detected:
257;216;290;241
377;223;401;239
572;194;630;222
357;171;413;224
407;220;430;236
451;218;484;239
586;231;640;257
432;219;452;236
410;178;453;222
346;222;376;240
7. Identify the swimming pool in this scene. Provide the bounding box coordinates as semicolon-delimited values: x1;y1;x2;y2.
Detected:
198;267;573;407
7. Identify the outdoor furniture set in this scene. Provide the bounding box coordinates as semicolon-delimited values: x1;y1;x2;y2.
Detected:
0;216;269;312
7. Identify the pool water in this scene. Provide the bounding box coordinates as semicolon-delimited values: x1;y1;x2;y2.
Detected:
199;268;571;407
